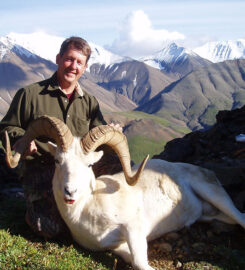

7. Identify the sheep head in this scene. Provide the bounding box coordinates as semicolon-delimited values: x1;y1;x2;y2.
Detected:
48;137;103;205
5;116;148;194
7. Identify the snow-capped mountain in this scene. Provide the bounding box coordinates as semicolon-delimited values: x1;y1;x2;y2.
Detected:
87;42;125;68
194;39;245;63
5;32;63;62
139;43;196;69
139;42;211;77
3;32;125;68
0;36;39;61
3;31;245;68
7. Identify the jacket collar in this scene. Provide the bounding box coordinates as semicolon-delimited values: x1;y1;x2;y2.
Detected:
47;72;84;97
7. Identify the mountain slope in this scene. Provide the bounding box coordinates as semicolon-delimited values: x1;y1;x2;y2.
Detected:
80;73;137;112
89;60;177;106
0;39;57;119
136;59;245;130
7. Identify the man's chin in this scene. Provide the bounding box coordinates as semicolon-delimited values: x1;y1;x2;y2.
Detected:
64;74;76;83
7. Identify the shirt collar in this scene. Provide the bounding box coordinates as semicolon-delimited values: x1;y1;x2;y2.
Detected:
58;82;84;97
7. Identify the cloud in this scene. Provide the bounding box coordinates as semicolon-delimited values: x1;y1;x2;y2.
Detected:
106;10;185;58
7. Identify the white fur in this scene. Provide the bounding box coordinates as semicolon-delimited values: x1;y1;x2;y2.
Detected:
49;138;245;270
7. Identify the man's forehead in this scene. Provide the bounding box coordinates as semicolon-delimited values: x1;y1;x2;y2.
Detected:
66;45;86;57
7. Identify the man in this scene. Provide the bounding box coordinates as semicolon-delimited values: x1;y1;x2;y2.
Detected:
0;36;121;238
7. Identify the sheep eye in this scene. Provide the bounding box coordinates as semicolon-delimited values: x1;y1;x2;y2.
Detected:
54;159;60;164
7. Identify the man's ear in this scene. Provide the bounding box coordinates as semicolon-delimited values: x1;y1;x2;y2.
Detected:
47;141;57;156
56;54;60;65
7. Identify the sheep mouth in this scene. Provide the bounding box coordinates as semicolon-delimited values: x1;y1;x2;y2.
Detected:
64;198;75;204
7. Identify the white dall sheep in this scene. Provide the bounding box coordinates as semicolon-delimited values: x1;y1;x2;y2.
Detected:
5;116;245;270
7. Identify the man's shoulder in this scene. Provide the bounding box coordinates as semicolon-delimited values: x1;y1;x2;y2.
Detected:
80;86;98;103
24;76;54;92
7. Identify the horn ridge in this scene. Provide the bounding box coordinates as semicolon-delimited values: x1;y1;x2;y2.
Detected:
4;115;74;168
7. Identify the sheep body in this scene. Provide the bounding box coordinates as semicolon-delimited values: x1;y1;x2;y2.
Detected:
51;138;245;270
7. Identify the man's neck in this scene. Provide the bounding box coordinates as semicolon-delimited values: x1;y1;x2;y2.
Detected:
60;83;76;95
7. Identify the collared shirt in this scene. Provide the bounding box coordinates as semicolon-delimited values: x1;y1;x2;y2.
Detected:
0;72;106;160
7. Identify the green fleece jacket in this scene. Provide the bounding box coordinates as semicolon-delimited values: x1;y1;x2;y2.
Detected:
0;72;106;161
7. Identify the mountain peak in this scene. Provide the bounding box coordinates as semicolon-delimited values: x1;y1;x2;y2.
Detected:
138;42;209;77
139;42;197;69
6;32;64;62
194;39;245;62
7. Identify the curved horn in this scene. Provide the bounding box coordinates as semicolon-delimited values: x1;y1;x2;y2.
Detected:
81;125;149;186
5;115;73;168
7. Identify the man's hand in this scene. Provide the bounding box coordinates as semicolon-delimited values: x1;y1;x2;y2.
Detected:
13;139;37;158
108;123;123;133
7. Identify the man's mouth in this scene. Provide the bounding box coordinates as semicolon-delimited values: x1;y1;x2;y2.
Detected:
66;69;76;75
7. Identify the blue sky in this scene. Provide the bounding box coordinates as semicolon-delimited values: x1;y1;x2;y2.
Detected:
1;0;245;57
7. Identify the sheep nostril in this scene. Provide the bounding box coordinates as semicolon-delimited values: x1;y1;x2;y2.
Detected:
64;187;71;196
64;187;77;196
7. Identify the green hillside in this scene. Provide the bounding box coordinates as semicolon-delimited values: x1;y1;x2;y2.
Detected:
104;111;190;164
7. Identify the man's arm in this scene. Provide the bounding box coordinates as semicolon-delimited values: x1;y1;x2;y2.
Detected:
89;96;107;129
0;88;30;151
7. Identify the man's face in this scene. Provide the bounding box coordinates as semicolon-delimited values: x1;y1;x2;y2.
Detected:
56;45;88;88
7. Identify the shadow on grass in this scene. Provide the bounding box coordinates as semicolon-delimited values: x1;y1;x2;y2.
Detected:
0;195;131;270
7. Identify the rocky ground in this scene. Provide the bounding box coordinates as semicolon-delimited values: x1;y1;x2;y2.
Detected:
147;223;245;270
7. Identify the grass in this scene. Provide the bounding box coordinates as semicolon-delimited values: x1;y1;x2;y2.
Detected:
106;110;191;135
199;104;220;127
0;229;110;270
0;196;125;270
127;135;166;164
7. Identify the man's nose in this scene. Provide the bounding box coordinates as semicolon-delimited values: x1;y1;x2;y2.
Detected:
71;60;77;69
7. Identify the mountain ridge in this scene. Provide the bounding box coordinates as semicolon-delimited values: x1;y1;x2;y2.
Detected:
136;59;245;130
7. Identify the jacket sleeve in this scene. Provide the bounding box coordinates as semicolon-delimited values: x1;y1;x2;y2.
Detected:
0;88;31;149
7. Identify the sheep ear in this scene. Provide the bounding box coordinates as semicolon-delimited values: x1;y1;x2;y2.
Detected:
93;151;104;163
86;150;104;166
47;141;57;156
